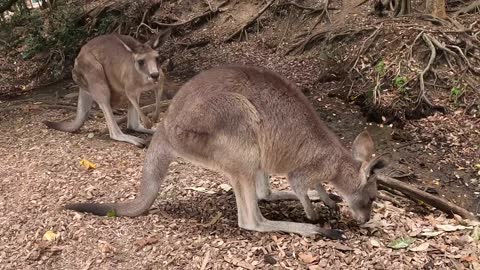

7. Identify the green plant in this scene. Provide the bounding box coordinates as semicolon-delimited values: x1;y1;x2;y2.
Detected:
96;13;118;35
374;60;386;75
450;86;463;103
393;75;408;96
393;76;407;89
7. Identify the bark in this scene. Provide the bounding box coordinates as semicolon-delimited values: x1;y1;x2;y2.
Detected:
425;0;447;18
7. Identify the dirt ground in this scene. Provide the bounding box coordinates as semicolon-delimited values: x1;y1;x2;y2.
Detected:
1;37;479;269
1;0;480;269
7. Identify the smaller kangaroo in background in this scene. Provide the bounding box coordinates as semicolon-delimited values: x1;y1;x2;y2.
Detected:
44;29;171;147
65;65;388;239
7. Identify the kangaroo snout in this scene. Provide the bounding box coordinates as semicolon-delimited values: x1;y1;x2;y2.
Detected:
150;72;160;80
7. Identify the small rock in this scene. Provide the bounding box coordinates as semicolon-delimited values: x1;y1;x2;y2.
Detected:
264;254;276;265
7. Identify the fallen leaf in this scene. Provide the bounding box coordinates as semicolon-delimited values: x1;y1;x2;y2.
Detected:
409;242;429;252
135;236;159;249
388;237;415;249
331;242;353;251
462;256;478;262
298;252;318;264
185;187;215;194
202;211;222;227
472;226;480;241
370;239;381;247
420;230;444;238
42;230;59;241
219;183;232;192
435;224;472;232
98;240;115;254
79;159;96;170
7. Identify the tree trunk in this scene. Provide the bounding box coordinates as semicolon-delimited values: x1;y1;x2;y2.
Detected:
425;0;447;18
394;0;411;16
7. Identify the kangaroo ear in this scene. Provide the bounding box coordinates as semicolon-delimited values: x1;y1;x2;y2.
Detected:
115;35;137;53
146;28;172;49
352;130;375;162
363;153;390;180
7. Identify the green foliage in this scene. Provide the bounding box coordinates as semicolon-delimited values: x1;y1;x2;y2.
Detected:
3;1;86;61
450;86;463;103
374;60;386;75
96;13;117;35
393;76;407;89
393;75;408;96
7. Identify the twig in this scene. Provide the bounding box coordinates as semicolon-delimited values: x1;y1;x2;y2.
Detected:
350;23;383;72
135;10;149;38
225;0;276;42
377;174;479;221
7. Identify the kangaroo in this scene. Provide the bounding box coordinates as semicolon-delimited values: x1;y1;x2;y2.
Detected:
43;29;171;147
65;65;388;239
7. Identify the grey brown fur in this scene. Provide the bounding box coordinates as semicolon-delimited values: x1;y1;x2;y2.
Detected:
44;30;171;147
65;65;388;239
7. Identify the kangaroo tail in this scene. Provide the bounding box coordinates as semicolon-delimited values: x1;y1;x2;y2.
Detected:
65;126;173;217
44;89;93;133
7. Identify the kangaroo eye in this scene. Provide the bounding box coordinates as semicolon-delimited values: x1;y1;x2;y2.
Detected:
137;59;145;66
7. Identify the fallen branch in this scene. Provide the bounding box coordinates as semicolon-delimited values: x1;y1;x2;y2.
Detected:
225;0;276;42
377;174;479;221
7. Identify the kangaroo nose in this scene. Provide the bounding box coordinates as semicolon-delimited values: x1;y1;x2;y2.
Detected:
150;72;159;80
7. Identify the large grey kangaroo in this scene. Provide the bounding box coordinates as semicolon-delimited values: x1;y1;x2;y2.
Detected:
65;65;388;239
44;30;171;147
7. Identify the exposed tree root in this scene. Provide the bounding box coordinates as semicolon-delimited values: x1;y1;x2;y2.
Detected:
225;0;276;42
416;33;437;108
377;173;479;221
286;26;374;55
154;0;229;27
278;1;337;13
453;0;480;17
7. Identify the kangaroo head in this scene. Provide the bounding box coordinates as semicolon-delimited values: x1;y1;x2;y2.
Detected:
344;130;389;224
119;29;171;82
